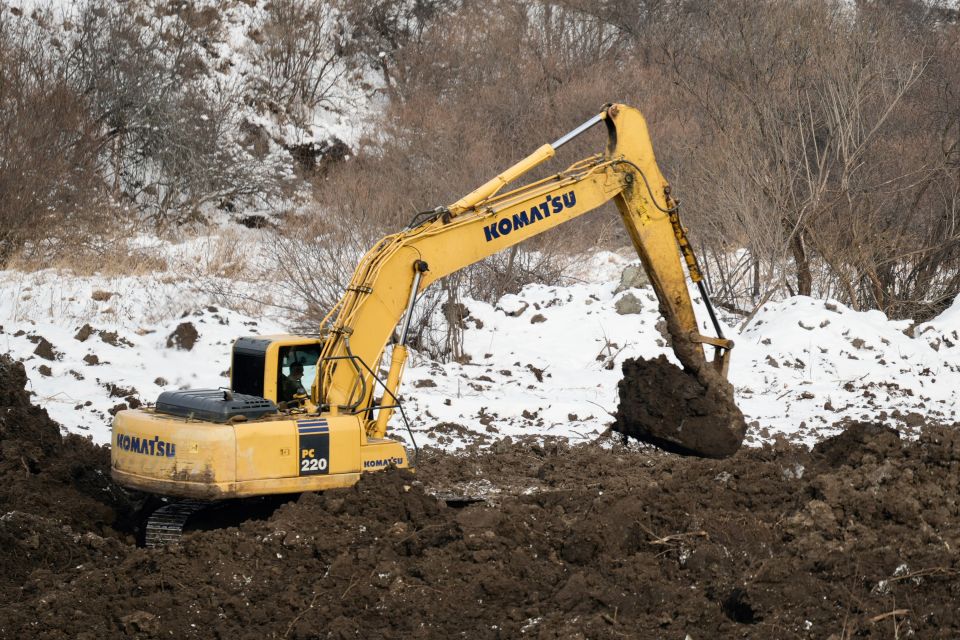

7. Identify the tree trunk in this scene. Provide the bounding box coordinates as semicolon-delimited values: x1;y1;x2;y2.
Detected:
791;232;813;296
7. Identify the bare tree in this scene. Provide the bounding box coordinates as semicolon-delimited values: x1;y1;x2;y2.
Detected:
0;6;102;261
252;0;351;129
68;2;289;226
657;0;960;319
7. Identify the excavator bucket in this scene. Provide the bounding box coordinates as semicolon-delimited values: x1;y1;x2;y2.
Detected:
612;320;746;459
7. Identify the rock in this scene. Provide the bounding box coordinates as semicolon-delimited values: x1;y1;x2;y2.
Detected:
82;354;99;366
614;264;649;293
166;322;199;350
90;290;113;302
74;324;95;342
502;301;529;317
106;383;137;398
654;319;671;345
526;364;546;382
98;331;132;347
108;403;128;416
154;377;168;386
615;292;644;315
33;337;57;361
803;500;839;532
81;532;106;550
529;313;546;324
75;324;132;347
119;611;158;635
37;365;52;377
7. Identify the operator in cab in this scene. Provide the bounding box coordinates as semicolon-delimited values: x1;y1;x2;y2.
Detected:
280;362;306;402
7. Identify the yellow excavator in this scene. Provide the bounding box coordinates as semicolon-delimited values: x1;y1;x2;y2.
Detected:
111;104;745;545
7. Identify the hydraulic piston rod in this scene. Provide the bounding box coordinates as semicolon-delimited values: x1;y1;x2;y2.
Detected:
447;111;606;216
372;262;427;438
551;113;604;149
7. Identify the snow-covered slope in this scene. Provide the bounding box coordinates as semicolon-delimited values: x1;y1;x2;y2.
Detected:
2;250;957;448
0;270;286;442
3;0;380;220
401;253;959;449
6;0;377;147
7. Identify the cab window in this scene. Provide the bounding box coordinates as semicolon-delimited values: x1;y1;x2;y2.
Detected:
277;345;322;402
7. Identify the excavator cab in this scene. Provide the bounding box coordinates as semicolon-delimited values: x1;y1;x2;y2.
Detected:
230;336;324;404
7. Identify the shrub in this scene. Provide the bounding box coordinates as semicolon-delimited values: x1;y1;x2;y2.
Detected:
0;7;104;261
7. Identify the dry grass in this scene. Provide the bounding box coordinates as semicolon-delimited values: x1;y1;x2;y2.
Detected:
3;223;169;277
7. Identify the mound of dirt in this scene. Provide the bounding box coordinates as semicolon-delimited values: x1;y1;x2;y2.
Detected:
3;418;960;638
0;356;135;601
166;322;198;350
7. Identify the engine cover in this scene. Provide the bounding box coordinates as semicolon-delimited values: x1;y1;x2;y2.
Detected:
155;389;277;423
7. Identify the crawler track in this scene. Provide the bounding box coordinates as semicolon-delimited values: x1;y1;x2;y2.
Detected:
144;500;208;547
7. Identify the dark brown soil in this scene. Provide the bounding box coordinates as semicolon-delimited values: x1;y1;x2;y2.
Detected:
0;356;137;603
166;322;199;350
31;336;58;360
1;357;959;639
614;355;747;458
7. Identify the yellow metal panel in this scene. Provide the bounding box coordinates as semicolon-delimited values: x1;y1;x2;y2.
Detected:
113;409;394;499
225;414;364;482
234;418;297;482
606;105;704;361
361;438;410;472
322;415;362;475
112;409;236;486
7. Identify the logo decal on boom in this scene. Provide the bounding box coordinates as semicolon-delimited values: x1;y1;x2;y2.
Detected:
483;191;577;242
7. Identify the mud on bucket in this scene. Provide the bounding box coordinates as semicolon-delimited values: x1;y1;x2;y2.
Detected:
613;355;747;459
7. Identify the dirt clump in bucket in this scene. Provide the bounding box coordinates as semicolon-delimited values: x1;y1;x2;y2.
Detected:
614;354;746;458
613;310;747;457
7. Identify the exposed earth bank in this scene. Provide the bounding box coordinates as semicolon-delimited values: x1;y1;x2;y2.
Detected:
1;356;959;639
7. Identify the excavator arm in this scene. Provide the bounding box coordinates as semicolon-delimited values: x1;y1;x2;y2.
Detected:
316;104;737;449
